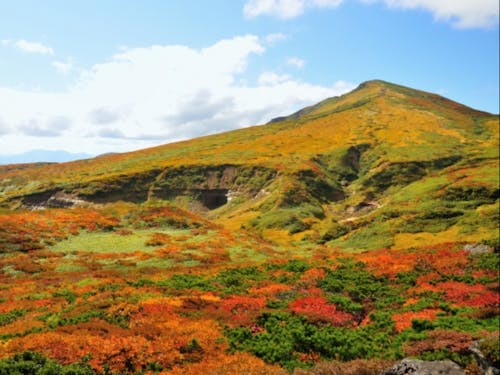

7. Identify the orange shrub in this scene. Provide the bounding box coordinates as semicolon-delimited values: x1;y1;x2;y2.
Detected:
289;296;353;326
392;309;441;332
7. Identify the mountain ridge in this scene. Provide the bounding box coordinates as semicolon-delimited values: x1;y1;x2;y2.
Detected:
270;80;495;124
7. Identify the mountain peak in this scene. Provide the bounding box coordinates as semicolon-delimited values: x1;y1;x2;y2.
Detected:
357;79;391;87
269;79;493;125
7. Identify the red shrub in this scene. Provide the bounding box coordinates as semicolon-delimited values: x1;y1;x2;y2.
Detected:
289;296;352;326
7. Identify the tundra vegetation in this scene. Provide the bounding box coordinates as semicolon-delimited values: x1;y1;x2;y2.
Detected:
0;81;498;374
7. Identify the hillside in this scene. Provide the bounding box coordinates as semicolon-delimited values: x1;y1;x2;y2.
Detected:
0;80;498;374
1;80;498;249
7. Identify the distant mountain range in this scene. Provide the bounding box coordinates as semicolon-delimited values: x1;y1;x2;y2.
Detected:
0;150;92;165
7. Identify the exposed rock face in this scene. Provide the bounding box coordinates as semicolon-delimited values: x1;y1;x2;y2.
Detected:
150;165;277;210
381;358;465;375
22;190;88;210
15;165;277;211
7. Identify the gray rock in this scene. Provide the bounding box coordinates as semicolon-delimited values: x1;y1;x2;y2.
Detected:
381;358;465;375
463;243;492;255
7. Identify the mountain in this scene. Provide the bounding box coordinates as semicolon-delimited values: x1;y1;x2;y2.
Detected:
0;80;498;374
0;80;498;250
0;150;92;165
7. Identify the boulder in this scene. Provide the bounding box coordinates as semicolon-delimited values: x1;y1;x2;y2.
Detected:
381;358;465;375
463;243;492;255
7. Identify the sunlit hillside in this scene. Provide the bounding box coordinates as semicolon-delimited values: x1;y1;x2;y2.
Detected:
0;81;498;374
1;80;498;249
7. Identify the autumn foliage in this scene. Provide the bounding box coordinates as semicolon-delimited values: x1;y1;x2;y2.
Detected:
0;204;498;373
289;296;353;326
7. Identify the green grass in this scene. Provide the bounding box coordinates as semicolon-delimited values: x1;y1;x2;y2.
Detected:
55;263;87;272
75;278;102;287
390;175;448;204
126;257;174;269
49;229;178;254
227;245;268;263
456;203;499;234
182;230;217;244
330;221;394;252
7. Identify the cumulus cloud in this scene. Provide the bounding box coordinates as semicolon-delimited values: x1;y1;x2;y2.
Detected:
258;72;292;85
265;33;287;44
88;106;129;125
363;0;499;28
97;128;126;139
52;60;73;75
244;0;342;19
287;57;305;68
2;39;54;55
0;35;354;156
165;90;234;126
0;116;9;135
244;0;498;27
19;116;71;137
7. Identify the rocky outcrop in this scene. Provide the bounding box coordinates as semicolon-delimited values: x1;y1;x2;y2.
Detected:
381;358;465;375
15;164;277;211
463;243;493;255
149;165;276;209
21;190;89;209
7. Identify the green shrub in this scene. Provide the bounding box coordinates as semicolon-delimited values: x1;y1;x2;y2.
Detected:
327;295;364;314
443;186;498;203
0;351;96;375
474;252;500;272
397;209;463;233
158;274;215;291
52;289;76;304
481;237;500;250
0;309;26;326
215;266;264;294
250;209;310;234
226;312;400;371
319;259;403;307
284;259;310;273
479;336;500;368
319;221;349;243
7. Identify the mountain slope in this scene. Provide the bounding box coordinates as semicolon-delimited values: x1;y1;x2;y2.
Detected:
1;80;498;249
0;80;498;375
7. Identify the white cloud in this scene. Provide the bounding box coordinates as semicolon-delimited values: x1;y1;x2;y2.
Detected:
2;39;54;55
52;60;73;75
244;0;498;27
0;35;354;156
258;72;292;85
287;57;305;68
87;106;129;125
364;0;499;28
265;33;287;44
0;116;9;135
19;116;71;137
244;0;342;19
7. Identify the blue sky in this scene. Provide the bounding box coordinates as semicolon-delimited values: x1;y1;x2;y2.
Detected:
0;0;498;160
